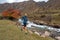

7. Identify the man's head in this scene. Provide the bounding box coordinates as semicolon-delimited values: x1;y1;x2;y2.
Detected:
25;13;28;16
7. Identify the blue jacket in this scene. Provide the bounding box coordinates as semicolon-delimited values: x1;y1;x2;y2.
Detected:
21;16;28;24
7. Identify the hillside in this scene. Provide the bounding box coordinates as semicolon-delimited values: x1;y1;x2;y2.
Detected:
0;20;54;40
46;0;60;10
0;0;60;12
0;0;60;26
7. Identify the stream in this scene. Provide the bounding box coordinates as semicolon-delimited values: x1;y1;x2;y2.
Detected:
19;19;60;32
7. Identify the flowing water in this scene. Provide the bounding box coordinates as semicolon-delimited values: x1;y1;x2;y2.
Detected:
19;19;60;32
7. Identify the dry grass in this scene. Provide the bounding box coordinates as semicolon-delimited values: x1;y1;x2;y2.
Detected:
0;20;54;40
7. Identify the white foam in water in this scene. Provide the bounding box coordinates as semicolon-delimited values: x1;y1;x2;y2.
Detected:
27;21;33;27
18;19;60;32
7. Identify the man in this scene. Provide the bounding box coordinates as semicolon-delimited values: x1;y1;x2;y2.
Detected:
21;13;28;34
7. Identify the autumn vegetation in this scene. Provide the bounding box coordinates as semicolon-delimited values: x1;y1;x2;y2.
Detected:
2;8;21;20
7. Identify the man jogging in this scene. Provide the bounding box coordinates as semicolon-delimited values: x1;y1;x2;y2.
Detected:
21;13;28;34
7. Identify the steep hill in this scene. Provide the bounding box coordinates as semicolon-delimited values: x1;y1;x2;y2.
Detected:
46;0;60;10
0;20;54;40
0;0;60;13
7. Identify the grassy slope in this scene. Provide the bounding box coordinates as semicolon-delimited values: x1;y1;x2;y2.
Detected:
0;20;54;40
51;14;60;24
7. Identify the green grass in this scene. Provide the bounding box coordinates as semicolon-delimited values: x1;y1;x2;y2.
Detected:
0;20;54;40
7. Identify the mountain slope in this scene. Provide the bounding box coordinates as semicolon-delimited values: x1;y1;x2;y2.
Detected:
0;0;60;13
0;20;54;40
46;0;60;10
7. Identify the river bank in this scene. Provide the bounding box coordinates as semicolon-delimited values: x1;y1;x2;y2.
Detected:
32;20;60;28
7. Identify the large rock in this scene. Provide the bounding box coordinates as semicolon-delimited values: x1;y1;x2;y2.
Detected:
41;31;51;37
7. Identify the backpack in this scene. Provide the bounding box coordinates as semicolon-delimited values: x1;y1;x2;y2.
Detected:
21;16;28;24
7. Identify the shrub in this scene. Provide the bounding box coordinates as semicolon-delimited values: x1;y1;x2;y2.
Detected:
0;16;3;20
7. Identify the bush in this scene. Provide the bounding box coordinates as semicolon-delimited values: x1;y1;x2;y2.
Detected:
7;16;15;20
0;16;3;20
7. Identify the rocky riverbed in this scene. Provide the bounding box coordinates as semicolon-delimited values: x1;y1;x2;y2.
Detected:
19;19;60;40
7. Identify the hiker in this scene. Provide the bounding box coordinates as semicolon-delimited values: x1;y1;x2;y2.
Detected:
21;13;28;33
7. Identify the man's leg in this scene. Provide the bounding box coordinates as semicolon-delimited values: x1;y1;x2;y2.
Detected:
20;25;23;31
23;25;28;34
23;26;26;31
